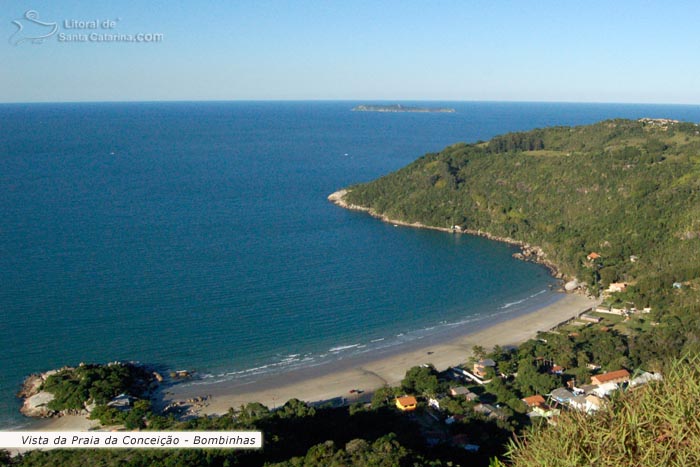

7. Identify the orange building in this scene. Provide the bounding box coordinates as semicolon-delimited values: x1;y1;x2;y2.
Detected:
587;252;601;261
395;396;418;411
591;369;630;386
522;395;546;408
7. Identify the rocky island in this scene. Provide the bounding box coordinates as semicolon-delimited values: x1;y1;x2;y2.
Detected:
351;104;455;113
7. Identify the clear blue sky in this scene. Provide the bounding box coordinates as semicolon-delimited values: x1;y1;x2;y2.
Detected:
2;0;700;103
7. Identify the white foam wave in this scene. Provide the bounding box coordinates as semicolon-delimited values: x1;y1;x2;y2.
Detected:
501;289;549;309
329;343;361;352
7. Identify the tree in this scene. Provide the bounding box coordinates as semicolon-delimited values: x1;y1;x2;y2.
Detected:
401;366;441;397
278;398;315;419
472;345;487;361
514;360;558;396
235;402;270;426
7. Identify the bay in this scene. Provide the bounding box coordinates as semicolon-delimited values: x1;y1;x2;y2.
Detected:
2;101;700;427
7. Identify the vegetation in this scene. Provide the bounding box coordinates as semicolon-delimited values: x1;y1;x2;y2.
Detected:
344;118;700;365
502;355;700;466
9;396;458;466
41;363;153;412
9;119;700;466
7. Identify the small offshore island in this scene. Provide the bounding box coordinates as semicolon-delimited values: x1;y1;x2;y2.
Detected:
352;104;456;113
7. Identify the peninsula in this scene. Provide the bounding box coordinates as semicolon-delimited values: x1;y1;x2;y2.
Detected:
351;104;455;113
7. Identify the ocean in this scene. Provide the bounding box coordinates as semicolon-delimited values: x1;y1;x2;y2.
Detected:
2;101;700;428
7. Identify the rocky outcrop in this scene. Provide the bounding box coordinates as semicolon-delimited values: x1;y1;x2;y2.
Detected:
17;370;67;418
21;391;55;418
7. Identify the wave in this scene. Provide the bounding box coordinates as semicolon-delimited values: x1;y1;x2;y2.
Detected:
500;289;547;309
176;290;560;390
329;344;361;352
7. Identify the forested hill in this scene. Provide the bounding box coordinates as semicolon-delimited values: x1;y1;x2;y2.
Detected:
342;118;700;360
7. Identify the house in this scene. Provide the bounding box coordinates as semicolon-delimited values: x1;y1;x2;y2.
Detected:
587;252;601;261
450;386;470;397
629;371;663;387
549;365;565;375
465;391;479;402
592;382;618;398
570;394;604;413
449;386;479;401
568;395;588;412
530;405;560;418
473;403;506;420
522;395;546;408
107;393;135;411
395;396;418;411
573;384;599;395
585;395;604;411
473;358;496;378
607;282;627;293
428;397;445;410
595;306;625;316
591;369;630;386
580;314;602;323
550;388;574;404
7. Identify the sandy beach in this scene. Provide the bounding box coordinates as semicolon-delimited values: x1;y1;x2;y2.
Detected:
167;192;597;416
177;292;597;416
27;272;598;432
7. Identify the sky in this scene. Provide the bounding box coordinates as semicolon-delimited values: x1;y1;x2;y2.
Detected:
2;0;700;104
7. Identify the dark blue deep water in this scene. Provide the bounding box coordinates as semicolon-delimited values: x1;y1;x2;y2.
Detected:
2;101;700;427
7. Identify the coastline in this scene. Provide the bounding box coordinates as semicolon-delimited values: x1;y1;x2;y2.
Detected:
328;190;565;280
172;293;598;416
23;291;597;430
25;189;597;428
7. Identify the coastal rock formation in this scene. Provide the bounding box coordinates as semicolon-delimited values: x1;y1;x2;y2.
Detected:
17;369;71;418
21;391;55;418
565;279;581;292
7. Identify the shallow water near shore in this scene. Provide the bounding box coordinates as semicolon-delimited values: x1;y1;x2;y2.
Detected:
3;101;700;428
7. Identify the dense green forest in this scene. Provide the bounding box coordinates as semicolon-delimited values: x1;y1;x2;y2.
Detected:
6;119;700;466
344;118;700;364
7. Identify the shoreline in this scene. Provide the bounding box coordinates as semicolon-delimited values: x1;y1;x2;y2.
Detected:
327;190;566;280
16;293;598;430
23;191;597;428
171;293;598;416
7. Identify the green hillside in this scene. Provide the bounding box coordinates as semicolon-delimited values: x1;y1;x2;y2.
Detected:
342;118;700;364
500;355;700;467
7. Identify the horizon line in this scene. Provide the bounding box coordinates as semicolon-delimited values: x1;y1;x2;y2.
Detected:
1;98;700;107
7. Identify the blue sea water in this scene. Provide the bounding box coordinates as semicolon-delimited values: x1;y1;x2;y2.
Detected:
2;101;700;428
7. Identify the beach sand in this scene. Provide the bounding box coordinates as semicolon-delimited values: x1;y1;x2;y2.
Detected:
28;293;597;431
180;293;598;415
